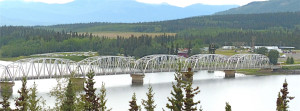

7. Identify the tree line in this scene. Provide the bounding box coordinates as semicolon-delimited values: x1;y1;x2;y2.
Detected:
38;12;300;33
0;26;204;58
1;25;299;58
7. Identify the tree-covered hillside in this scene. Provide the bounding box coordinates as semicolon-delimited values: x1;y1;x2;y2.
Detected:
216;0;300;15
2;12;300;58
0;26;204;58
39;12;300;32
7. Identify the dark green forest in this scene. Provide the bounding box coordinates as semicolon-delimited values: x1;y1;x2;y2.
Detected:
1;12;300;58
0;26;204;57
39;12;300;32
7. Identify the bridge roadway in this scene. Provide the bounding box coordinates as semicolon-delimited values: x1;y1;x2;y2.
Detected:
0;54;271;81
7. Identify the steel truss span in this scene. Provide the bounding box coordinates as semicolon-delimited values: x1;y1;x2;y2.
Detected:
226;54;270;70
0;54;270;81
185;54;228;71
134;54;185;73
2;58;77;81
77;56;134;76
0;64;11;81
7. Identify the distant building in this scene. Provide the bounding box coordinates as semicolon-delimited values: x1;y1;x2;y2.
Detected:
222;46;236;50
178;48;188;57
255;46;282;53
279;46;295;53
202;47;209;52
241;46;251;49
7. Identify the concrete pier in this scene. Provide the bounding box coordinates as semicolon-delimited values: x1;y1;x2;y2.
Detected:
0;82;15;97
70;78;85;91
224;70;236;78
130;74;145;85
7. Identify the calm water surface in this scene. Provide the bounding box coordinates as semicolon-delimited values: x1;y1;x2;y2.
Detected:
1;60;300;111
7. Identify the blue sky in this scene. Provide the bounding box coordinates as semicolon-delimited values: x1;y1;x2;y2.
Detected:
0;0;267;7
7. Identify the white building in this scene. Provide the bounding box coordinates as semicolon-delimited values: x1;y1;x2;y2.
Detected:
255;46;282;53
222;46;236;50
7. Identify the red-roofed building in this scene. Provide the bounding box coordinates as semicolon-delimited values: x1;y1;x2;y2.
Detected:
178;48;188;58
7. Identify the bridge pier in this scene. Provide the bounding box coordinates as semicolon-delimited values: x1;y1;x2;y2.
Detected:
70;78;85;91
0;82;15;97
130;74;145;85
224;70;236;78
182;68;194;82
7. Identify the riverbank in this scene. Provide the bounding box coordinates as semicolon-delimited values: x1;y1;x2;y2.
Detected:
237;67;300;76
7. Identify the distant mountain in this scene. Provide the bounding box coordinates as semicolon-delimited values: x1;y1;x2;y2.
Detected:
0;0;237;26
216;0;300;15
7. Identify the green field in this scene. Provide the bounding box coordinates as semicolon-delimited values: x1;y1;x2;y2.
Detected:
83;32;177;38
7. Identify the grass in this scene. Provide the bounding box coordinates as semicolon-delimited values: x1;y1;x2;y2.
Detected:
0;55;90;62
0;56;28;61
215;49;251;56
281;65;300;70
237;69;282;75
56;56;90;62
82;32;177;38
237;69;262;75
215;50;238;56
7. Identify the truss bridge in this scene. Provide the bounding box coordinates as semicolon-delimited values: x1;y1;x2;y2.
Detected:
0;54;270;82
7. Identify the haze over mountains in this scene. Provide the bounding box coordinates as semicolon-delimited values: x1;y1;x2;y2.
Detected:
0;0;237;26
217;0;300;15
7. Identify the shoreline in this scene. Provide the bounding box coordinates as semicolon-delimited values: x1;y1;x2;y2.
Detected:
239;69;300;76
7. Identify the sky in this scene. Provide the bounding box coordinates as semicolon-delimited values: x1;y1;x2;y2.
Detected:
0;0;268;7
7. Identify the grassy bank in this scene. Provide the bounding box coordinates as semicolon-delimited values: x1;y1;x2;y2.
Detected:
237;69;281;75
281;65;300;70
0;55;91;62
0;56;28;61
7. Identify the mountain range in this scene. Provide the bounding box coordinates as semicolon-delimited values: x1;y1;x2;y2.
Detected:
217;0;300;15
0;0;237;26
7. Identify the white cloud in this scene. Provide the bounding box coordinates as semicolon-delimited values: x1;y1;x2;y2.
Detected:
0;0;74;4
136;0;268;7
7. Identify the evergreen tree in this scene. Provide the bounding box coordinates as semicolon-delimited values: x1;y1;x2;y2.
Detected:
225;102;232;111
166;64;184;111
129;93;139;111
170;42;175;55
187;41;192;56
50;78;67;110
142;85;156;111
28;82;44;111
268;50;279;65
82;71;100;111
1;82;12;111
175;43;179;55
290;57;294;64
61;79;75;111
15;77;29;111
99;82;111;111
276;79;294;111
182;82;201;111
286;57;290;64
256;47;268;55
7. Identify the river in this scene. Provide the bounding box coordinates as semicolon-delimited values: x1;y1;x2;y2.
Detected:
1;60;300;111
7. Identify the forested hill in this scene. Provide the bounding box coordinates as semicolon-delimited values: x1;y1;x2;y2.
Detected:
2;12;300;58
216;0;300;15
39;12;300;32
